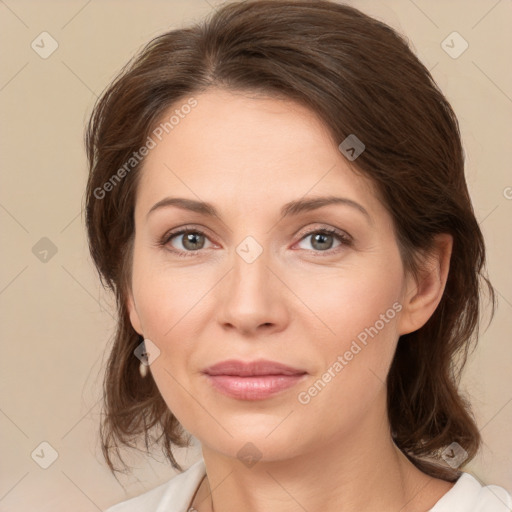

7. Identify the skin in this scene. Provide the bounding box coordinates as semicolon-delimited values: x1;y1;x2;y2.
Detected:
127;88;454;512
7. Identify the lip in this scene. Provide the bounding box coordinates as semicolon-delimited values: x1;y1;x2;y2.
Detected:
202;359;308;401
203;359;307;377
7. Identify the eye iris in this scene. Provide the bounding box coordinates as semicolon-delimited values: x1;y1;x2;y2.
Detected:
182;232;204;250
311;232;334;250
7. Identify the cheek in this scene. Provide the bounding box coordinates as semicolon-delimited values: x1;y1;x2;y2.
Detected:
130;263;201;424
292;257;404;412
299;257;404;348
129;250;222;411
131;244;209;340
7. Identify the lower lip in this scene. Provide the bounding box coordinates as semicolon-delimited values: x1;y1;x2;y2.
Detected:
204;374;307;400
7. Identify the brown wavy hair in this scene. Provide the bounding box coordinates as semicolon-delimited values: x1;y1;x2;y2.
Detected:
84;0;495;480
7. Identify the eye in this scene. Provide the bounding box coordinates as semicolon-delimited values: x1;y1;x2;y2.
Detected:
295;227;352;254
159;225;352;258
160;227;214;257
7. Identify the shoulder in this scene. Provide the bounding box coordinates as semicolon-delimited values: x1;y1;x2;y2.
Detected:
104;458;206;512
430;472;512;512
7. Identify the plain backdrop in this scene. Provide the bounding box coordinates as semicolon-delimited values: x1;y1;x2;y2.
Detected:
0;1;511;510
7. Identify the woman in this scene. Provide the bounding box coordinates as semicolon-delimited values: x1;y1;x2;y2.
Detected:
85;1;512;511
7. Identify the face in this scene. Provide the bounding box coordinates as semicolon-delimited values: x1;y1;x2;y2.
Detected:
127;88;416;462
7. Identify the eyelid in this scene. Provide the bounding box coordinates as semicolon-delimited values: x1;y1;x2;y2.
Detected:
294;223;352;242
159;223;352;257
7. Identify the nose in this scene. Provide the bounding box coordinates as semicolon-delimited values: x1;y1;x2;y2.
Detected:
215;241;288;336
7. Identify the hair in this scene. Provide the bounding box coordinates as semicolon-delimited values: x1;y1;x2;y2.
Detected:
85;0;495;480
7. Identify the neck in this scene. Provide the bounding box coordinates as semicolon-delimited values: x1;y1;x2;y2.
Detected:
192;399;453;512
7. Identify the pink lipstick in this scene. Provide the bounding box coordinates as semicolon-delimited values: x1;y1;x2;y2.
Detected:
202;359;307;400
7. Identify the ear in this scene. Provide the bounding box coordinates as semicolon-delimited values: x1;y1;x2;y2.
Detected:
126;289;144;336
398;233;453;336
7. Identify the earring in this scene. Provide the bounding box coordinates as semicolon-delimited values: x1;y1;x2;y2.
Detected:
139;360;148;378
138;337;149;378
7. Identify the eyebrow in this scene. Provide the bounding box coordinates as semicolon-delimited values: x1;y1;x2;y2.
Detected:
146;195;371;222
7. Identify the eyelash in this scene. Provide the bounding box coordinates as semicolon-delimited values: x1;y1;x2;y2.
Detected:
158;225;352;259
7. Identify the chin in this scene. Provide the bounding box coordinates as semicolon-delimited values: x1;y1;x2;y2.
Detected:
199;421;312;464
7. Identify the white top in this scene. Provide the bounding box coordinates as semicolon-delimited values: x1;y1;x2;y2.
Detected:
104;458;512;512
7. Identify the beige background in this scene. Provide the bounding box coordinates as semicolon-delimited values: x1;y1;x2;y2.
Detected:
0;0;511;510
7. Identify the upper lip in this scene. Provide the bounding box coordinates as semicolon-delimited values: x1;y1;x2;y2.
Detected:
202;359;307;377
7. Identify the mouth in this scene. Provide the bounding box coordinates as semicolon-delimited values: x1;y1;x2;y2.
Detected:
201;359;308;401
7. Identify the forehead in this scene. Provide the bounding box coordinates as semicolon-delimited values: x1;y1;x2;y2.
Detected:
136;88;378;216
